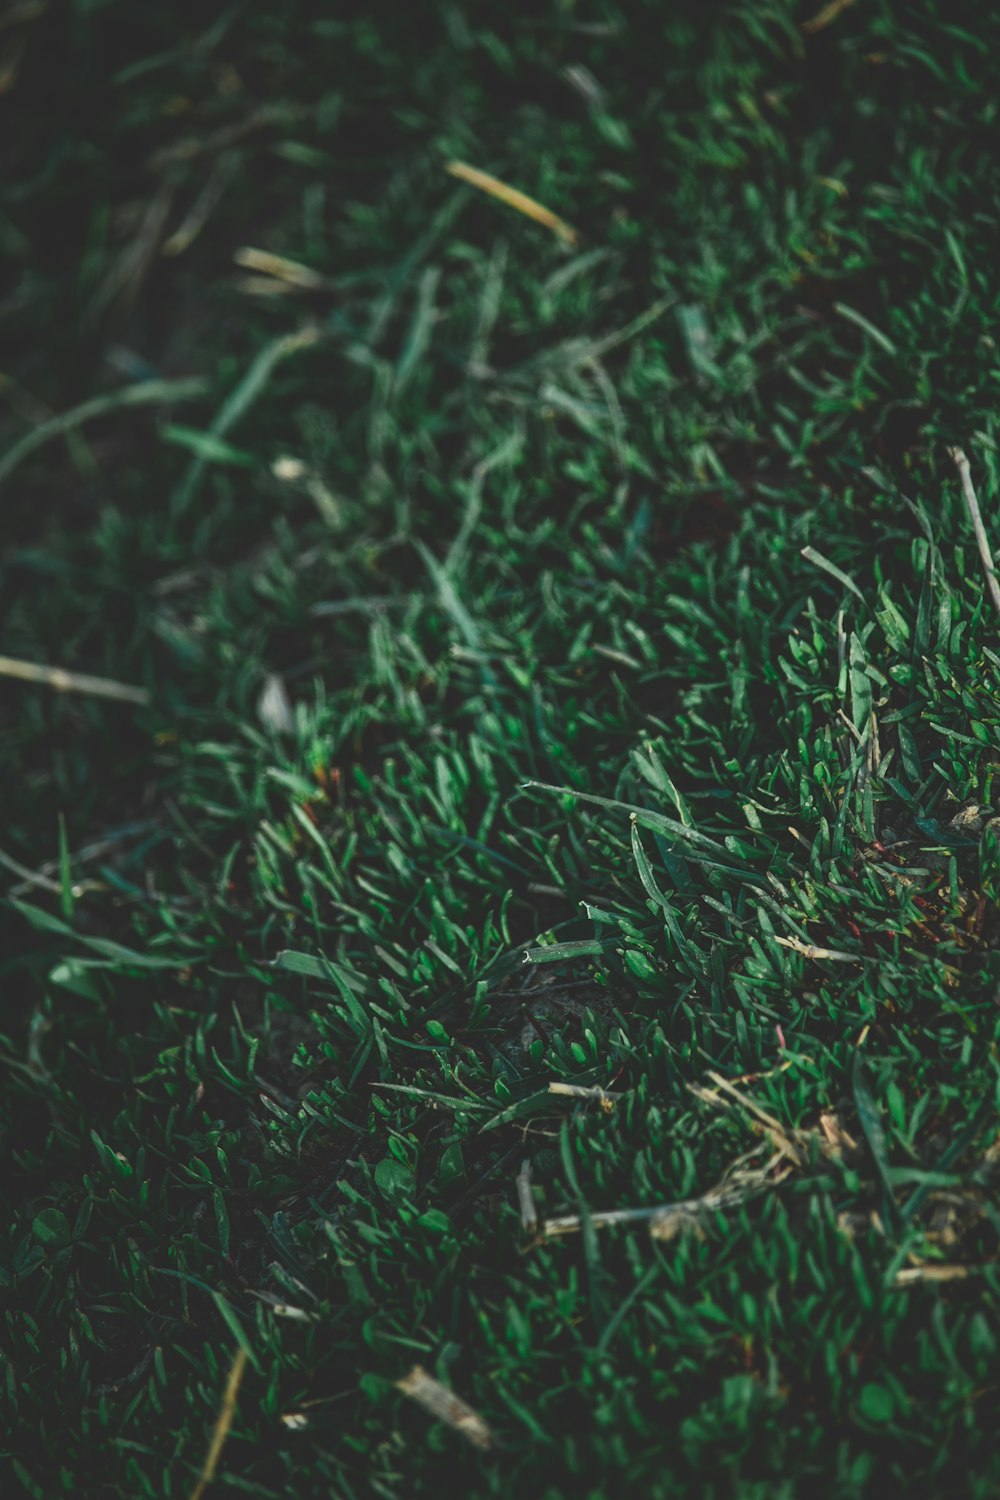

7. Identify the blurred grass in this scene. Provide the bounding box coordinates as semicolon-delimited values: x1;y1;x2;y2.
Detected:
3;2;1000;1496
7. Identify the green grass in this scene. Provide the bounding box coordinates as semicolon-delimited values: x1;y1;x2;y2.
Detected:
3;2;1000;1495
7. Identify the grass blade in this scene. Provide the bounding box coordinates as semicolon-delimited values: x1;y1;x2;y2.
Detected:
0;377;207;484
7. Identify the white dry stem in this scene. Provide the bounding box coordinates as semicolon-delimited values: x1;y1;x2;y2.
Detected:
949;446;1000;619
396;1365;494;1451
0;654;149;705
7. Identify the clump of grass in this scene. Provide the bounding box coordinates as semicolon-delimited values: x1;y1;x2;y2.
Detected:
3;3;1000;1497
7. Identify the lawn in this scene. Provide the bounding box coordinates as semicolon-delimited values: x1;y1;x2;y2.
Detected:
3;2;1000;1496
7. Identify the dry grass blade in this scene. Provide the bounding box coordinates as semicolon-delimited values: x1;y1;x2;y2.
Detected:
649;1205;708;1244
775;935;860;962
894;1264;979;1286
150;103;293;169
233;246;329;290
0;30;27;95
236;276;302;298
0;2;50;31
396;1365;494;1450
948;446;1000;619
542;1203;676;1238
543;1152;790;1240
0;0;46;96
256;672;294;734
803;0;856;33
162;159;234;257
541;1187;769;1241
89;183;175;318
516;1159;537;1234
188;1347;248;1500
543;1203;714;1239
0;654;150;705
818;1111;859;1158
446;160;578;245
547;1081;624;1102
691;1071;810;1167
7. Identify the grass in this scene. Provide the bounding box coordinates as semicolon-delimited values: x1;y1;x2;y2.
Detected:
3;1;1000;1495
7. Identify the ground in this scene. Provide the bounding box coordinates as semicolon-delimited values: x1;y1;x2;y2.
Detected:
2;2;1000;1496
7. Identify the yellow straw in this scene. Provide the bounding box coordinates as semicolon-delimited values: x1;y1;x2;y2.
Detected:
446;161;577;245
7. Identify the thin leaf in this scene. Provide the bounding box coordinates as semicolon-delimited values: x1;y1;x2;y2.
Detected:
210;1291;261;1374
57;814;73;925
800;546;866;605
852;1054;897;1227
171;326;319;514
0;377;207;484
523;939;603;964
523;781;735;857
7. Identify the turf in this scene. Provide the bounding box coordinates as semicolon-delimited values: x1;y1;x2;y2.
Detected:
3;2;1000;1496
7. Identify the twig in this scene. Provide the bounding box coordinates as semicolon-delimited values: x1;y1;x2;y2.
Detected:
516;1159;537;1234
188;1347;248;1500
445;160;578;246
0;654;150;705
396;1365;494;1451
948;446;1000;619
